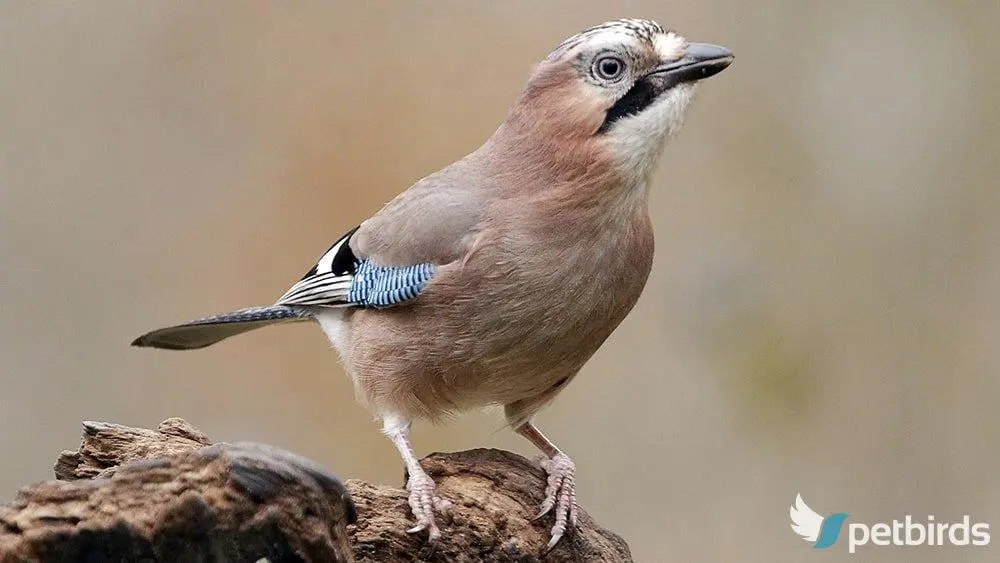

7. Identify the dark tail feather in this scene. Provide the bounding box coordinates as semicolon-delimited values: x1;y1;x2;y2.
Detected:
131;306;312;350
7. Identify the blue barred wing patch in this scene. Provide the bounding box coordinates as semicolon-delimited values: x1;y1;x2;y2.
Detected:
347;261;436;308
275;226;436;309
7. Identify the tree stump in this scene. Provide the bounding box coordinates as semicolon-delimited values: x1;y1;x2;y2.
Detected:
0;419;632;562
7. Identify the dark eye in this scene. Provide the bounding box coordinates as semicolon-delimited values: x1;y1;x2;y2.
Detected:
593;56;626;81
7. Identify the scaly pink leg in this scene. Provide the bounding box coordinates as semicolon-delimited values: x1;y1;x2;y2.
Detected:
383;414;452;542
516;420;579;550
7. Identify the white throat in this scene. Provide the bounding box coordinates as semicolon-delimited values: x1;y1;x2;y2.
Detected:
606;83;697;185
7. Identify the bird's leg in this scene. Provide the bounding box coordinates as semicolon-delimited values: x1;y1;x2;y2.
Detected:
382;414;451;542
515;420;579;550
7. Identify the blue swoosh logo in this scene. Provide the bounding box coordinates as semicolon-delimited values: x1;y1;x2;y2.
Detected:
813;513;849;549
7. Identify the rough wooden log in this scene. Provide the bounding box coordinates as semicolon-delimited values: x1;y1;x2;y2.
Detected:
0;419;632;562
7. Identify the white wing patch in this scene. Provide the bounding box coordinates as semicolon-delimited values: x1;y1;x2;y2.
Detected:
275;229;357;307
276;272;353;307
273;225;437;309
315;232;350;275
789;493;824;542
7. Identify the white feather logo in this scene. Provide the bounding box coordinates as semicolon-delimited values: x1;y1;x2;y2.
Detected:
790;493;824;542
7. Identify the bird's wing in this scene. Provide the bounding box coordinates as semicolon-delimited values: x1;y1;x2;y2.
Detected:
275;226;438;309
277;164;483;309
353;159;484;266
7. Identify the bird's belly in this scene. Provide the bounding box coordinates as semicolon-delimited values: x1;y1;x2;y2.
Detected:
342;249;649;419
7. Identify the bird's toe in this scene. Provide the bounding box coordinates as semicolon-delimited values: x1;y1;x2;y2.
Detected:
535;452;578;550
405;470;446;542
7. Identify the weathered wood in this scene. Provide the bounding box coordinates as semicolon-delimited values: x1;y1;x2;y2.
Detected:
0;419;632;562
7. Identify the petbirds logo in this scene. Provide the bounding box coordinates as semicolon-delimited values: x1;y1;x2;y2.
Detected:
790;494;849;549
790;493;991;554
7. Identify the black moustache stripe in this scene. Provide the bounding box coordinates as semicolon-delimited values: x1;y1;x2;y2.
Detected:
598;78;660;134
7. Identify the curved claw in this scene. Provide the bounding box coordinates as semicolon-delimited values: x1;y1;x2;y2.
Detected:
405;471;448;543
535;452;578;550
546;529;565;552
407;521;441;543
534;499;556;521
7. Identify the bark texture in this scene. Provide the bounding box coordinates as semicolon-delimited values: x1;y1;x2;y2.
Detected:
0;419;632;562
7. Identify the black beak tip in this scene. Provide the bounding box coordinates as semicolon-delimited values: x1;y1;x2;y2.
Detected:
685;42;734;64
704;53;735;76
689;43;734;72
668;42;734;82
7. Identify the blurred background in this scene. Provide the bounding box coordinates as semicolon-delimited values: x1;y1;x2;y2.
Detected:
1;2;998;561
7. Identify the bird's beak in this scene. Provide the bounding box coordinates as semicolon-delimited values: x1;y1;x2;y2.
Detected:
647;43;734;86
596;41;733;134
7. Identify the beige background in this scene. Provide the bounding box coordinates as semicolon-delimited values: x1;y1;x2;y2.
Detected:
2;2;998;561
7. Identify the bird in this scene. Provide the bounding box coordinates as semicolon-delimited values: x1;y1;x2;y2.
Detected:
132;18;733;550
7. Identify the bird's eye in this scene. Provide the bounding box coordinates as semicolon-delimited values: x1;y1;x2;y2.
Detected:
593;56;626;81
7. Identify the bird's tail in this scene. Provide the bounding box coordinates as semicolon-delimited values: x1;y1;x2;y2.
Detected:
131;306;312;350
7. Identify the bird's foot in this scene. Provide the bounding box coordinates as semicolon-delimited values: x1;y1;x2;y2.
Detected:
405;469;452;543
534;452;579;550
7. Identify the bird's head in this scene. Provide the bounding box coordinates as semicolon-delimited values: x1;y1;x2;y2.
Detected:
497;19;733;185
